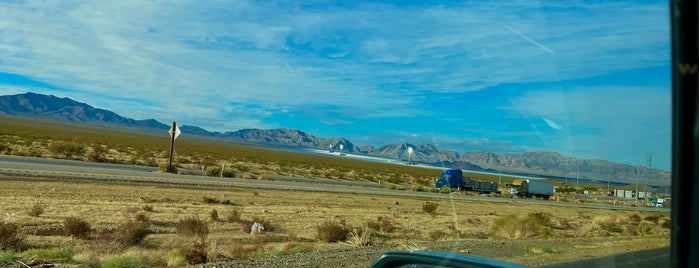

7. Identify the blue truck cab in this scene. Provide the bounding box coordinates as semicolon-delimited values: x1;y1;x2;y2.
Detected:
434;169;463;191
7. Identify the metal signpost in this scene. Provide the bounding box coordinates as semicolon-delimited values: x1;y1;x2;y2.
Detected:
167;121;181;172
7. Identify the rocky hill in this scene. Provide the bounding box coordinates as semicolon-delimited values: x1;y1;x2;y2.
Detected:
0;92;169;129
0;92;671;185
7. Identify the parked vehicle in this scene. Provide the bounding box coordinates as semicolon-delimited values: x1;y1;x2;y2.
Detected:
652;198;671;208
509;179;554;200
434;169;499;194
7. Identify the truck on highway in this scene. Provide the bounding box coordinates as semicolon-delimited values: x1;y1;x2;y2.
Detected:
434;169;499;194
509;179;554;200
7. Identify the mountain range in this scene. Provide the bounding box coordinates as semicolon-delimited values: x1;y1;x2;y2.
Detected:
0;92;670;185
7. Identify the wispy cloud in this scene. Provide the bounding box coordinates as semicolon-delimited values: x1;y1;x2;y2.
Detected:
541;117;566;131
505;24;555;55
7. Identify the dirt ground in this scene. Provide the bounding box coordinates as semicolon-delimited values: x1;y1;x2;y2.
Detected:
0;176;670;267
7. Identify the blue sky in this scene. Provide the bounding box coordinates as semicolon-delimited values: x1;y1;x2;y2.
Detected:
0;1;671;170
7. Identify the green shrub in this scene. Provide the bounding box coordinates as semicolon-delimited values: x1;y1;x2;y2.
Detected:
28;203;45;217
63;217;91;239
176;218;209;238
158;162;178;173
0;223;23;250
49;141;85;159
22;248;73;263
167;249;187;267
422;202;438;214
284;243;308;255
102;255;145;268
0;251;18;265
316;221;350;242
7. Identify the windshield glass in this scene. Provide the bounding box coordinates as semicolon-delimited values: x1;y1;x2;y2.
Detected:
0;1;670;267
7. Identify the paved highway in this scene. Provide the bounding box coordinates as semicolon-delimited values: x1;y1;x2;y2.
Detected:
0;155;669;213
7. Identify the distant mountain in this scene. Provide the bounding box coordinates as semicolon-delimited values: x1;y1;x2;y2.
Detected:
220;128;321;148
0;92;671;185
0;92;169;129
180;125;223;136
456;151;670;185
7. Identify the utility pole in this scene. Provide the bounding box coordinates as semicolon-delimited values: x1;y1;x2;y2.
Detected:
575;158;580;189
498;165;502;186
635;152;641;202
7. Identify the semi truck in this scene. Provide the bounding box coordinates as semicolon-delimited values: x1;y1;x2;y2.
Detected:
434;169;499;194
509;179;554;199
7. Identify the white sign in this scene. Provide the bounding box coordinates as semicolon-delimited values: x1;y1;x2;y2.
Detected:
408;147;414;154
169;124;181;140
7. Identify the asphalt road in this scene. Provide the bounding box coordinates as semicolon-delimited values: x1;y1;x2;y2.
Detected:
0;155;669;213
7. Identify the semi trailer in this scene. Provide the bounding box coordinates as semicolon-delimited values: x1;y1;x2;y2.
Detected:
434;169;499;194
509;179;554;199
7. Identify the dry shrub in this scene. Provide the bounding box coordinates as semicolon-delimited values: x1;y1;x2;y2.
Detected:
224;242;257;259
342;226;373;247
644;214;662;224
428;230;449;241
659;217;671;229
489;212;553;239
134;213;149;223
367;216;395;233
316;220;350;242
632;221;656;236
411;185;426;192
142;205;154;212
227;209;242;223
628;214;642;224
553;217;575;230
30;225;64;236
64;217;91;239
177;217;209;238
115;221;149;246
0;222;23;250
210;209;219;222
184;241;208;264
422;202;438;214
241;220;254;234
593;215;621;233
28;203;45;217
466;218;483;226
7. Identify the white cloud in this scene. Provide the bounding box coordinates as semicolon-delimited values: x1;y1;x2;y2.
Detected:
0;0;669;137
